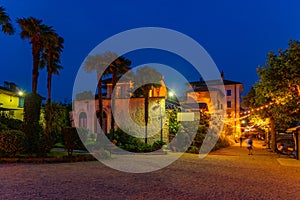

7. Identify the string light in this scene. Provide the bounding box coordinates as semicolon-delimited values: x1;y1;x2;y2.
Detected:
224;99;281;123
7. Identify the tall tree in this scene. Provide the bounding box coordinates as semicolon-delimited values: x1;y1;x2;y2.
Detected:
84;54;109;136
105;53;131;140
17;17;53;93
0;6;14;35
133;67;162;144
40;31;64;102
243;40;300;151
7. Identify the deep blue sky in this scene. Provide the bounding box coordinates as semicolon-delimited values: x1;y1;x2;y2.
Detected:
1;0;300;102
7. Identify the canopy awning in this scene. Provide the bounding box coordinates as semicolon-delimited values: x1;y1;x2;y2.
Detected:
286;126;300;133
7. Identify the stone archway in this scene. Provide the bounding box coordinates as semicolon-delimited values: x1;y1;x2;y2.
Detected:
79;112;87;128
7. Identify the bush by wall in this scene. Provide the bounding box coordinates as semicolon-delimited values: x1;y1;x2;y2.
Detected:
112;128;164;152
0;114;22;131
0;130;26;157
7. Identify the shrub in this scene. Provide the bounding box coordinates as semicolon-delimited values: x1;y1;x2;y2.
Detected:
112;128;161;152
212;137;230;151
38;134;55;157
0;115;22;130
0;130;26;157
93;148;111;159
152;140;166;151
0;122;8;132
62;127;88;157
20;93;43;154
186;146;199;153
172;131;191;152
43;102;71;144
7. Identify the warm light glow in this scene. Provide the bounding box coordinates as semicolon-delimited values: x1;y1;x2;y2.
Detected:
168;91;174;97
18;91;24;96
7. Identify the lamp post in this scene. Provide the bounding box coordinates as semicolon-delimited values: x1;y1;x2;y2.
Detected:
18;91;24;96
156;100;163;142
159;103;163;142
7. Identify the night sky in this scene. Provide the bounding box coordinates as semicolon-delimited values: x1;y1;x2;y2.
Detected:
1;0;300;102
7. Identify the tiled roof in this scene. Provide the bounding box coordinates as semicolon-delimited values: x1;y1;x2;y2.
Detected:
189;79;242;86
0;86;18;96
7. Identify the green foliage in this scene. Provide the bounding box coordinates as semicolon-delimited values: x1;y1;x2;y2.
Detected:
113;128;143;152
38;134;55;157
170;123;207;153
0;6;15;35
62;127;88;157
20;93;43;154
152;140;166;151
167;110;181;136
44;102;71;143
190;131;206;149
0;130;26;157
212;137;231;151
0;122;8;132
112;128;164;152
167;108;210;153
173;131;191;152
242;40;300;151
53;142;64;148
253;40;300;131
0;114;22;130
186;146;199;154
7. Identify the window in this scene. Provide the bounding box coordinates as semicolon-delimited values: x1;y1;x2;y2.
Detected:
226;89;232;96
227;101;231;108
18;97;24;108
79;112;87;128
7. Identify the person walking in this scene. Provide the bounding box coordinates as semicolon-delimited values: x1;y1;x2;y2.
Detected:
246;136;253;155
239;136;243;148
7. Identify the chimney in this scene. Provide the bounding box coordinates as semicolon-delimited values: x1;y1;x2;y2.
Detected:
221;70;224;80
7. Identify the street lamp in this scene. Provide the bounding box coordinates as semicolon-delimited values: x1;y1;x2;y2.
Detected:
18;90;24;96
168;91;174;97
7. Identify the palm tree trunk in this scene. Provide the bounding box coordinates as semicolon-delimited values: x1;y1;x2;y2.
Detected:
144;94;149;144
110;72;117;141
97;77;104;141
47;72;52;102
32;44;41;94
45;101;52;135
45;67;53;136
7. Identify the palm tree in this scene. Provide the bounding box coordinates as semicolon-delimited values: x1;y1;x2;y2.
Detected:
84;52;131;140
105;53;131;140
133;67;162;144
0;6;14;35
17;17;53;93
40;31;64;102
84;54;109;136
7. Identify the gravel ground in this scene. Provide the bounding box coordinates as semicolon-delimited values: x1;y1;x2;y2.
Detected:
0;140;299;200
